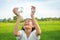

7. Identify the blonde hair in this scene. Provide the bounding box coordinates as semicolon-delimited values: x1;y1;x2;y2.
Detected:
24;18;32;21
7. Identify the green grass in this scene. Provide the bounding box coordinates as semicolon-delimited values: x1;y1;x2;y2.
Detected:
0;21;60;40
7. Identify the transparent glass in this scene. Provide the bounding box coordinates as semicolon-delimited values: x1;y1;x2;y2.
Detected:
18;7;23;13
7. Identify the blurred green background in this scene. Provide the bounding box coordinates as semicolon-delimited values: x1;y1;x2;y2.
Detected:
0;17;60;40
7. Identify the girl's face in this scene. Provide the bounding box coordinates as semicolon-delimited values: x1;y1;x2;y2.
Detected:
23;19;33;33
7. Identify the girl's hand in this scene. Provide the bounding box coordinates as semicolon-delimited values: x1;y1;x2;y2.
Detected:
31;6;36;17
13;7;20;17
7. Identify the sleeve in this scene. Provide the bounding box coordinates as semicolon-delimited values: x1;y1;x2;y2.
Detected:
16;30;23;40
32;30;40;40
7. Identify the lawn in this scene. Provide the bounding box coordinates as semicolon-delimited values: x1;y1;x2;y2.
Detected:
0;21;60;40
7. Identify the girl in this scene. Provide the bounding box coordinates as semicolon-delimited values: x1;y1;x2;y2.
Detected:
13;6;41;40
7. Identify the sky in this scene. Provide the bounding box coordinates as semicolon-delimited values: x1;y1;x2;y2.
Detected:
0;0;60;19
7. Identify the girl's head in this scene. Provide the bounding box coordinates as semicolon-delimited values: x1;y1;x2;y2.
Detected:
23;18;34;33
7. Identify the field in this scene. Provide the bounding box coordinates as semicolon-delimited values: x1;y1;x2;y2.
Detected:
0;21;60;40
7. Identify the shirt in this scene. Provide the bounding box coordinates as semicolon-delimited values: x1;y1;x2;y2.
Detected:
16;30;40;40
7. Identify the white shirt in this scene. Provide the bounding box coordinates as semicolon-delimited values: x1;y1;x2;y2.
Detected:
16;30;40;40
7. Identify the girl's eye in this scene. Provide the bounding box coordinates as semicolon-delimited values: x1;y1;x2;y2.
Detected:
24;24;30;26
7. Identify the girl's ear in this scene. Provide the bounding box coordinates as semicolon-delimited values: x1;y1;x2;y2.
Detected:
32;25;35;28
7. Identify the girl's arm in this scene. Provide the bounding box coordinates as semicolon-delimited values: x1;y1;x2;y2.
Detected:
31;6;41;36
13;8;21;36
